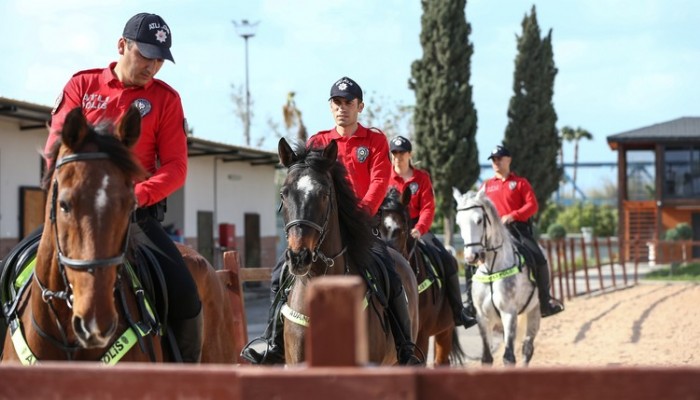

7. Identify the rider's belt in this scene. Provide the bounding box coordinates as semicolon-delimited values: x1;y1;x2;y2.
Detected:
133;200;167;222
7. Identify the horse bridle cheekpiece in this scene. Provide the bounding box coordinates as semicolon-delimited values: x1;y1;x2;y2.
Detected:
50;152;131;271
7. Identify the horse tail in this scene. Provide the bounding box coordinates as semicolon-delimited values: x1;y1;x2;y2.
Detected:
448;327;466;365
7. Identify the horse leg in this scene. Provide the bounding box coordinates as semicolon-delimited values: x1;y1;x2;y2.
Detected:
416;331;431;367
521;307;541;366
501;312;517;366
477;319;493;365
433;329;452;366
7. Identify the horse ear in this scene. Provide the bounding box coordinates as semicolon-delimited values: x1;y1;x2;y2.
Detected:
278;137;297;167
323;139;338;162
400;188;411;206
116;106;142;148
452;187;463;203
61;107;89;151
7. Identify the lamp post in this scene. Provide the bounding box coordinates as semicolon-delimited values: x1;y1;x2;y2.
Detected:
233;19;259;146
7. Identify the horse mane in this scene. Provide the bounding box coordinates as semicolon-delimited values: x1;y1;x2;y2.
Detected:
42;122;148;190
291;143;377;270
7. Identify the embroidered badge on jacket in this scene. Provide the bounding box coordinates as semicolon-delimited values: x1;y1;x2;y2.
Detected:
356;146;369;163
409;182;419;194
133;99;152;117
509;181;517;191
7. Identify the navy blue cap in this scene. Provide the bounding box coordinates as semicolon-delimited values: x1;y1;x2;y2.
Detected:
488;145;511;160
123;13;174;62
390;136;412;153
329;76;363;101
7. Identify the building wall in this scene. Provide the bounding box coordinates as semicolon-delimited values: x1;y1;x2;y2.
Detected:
0;118;47;257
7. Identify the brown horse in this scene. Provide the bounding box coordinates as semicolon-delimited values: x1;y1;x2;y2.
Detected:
377;188;464;366
277;138;419;365
1;107;236;364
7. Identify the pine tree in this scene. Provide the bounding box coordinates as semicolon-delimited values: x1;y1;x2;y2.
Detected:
504;5;561;216
410;0;479;237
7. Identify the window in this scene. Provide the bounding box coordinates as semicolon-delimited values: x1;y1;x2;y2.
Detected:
664;146;700;198
626;150;655;200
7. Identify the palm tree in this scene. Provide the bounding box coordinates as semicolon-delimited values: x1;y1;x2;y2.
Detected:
560;126;593;199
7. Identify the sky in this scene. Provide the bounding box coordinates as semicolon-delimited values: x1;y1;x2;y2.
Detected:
1;0;699;190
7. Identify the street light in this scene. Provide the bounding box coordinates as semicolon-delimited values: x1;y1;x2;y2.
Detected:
232;19;259;146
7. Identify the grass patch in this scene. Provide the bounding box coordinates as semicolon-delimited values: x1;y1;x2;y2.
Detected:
645;262;700;281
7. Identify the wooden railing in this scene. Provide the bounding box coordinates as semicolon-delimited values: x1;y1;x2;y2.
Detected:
1;273;699;399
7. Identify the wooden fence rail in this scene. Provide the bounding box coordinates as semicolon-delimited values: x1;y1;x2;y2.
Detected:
1;275;699;399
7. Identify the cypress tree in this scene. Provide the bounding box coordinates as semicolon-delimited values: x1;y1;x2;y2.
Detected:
409;0;479;236
504;5;561;215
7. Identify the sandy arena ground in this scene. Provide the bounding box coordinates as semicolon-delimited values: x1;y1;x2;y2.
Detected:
459;282;700;367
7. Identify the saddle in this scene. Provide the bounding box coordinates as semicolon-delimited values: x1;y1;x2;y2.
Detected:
414;237;447;294
0;223;173;361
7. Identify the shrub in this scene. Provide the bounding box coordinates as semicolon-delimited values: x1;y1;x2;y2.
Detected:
547;223;567;240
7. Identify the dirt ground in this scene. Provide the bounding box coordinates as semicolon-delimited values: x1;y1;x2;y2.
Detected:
461;281;700;367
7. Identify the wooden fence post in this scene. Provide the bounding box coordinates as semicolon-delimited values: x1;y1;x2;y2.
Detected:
217;250;249;364
306;276;368;367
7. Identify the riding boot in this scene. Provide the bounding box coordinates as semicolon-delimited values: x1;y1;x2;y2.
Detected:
388;287;423;366
446;272;477;329
464;264;477;319
240;305;286;365
170;310;203;363
534;262;564;318
240;272;287;365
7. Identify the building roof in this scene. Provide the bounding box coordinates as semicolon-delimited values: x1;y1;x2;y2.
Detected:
607;117;700;150
0;96;280;167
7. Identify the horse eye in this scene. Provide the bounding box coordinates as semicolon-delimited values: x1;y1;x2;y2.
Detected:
59;200;71;213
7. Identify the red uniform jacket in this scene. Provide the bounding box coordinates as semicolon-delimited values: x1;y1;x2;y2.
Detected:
481;172;538;222
307;124;391;216
46;63;188;207
389;167;435;235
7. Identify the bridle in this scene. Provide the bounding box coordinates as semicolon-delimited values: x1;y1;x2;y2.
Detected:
38;151;133;309
282;162;346;270
29;150;134;358
456;202;504;258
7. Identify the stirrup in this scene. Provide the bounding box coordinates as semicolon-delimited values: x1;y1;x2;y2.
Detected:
540;298;564;318
240;337;285;365
397;343;426;366
457;308;477;329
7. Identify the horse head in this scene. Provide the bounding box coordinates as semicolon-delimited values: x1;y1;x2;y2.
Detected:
453;187;494;264
42;106;146;348
377;187;412;256
278;138;341;277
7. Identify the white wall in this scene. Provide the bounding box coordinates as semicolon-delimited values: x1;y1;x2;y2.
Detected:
183;156;277;238
0;118;47;239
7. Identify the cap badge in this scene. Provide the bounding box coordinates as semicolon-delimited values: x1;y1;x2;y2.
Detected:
155;30;168;43
356;146;369;163
392;138;403;146
337;82;348;91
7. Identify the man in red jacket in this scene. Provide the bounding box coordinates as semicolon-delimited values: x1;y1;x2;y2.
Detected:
45;13;202;362
242;77;420;365
472;145;564;318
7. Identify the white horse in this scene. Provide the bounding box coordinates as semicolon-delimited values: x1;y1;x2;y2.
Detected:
453;188;540;366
